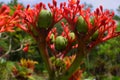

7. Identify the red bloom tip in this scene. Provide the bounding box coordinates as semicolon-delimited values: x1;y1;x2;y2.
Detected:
96;8;100;15
100;5;103;12
53;0;57;7
0;5;10;15
68;0;77;4
26;5;30;10
15;4;23;10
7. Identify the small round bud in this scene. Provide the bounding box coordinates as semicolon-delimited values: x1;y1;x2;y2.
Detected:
69;32;75;41
38;9;53;28
76;16;88;33
55;36;68;51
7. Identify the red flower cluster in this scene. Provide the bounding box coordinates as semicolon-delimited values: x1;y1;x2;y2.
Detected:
14;3;43;34
0;5;19;32
87;6;118;49
46;0;120;55
0;0;119;54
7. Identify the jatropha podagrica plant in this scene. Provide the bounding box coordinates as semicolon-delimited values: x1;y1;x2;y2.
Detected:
0;0;120;80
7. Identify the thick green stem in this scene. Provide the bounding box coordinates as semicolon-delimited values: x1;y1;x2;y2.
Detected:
36;36;55;80
58;40;87;80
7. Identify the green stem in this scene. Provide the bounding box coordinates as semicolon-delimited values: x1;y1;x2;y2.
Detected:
36;35;55;80
58;40;87;80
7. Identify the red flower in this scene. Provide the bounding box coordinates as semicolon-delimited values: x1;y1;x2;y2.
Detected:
13;3;44;37
43;0;120;57
86;6;119;49
0;5;19;32
23;43;29;53
59;0;120;50
68;0;77;4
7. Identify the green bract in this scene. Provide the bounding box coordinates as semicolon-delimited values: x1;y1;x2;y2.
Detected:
69;32;75;40
50;33;55;43
91;31;99;41
90;17;95;25
76;16;88;33
55;36;68;51
38;9;53;28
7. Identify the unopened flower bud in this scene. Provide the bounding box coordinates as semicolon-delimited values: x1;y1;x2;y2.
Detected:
55;36;68;51
76;16;88;33
38;9;53;28
69;32;75;41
